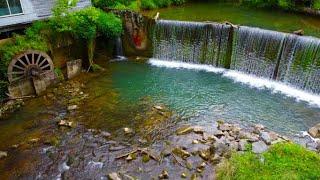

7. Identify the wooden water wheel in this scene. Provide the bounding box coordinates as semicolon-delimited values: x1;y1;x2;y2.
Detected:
7;50;54;83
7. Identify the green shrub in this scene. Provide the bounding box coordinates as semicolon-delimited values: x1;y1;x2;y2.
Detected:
172;0;187;5
141;0;157;9
313;0;320;9
92;0;133;8
217;143;320;180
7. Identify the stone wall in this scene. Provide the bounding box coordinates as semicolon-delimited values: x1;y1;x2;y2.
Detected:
114;10;155;58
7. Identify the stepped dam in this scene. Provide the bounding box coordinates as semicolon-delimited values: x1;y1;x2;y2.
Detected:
153;20;320;95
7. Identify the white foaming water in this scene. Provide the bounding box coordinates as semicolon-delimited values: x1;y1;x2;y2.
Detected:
149;59;320;108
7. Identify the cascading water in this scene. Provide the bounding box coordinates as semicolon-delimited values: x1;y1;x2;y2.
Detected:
153;20;232;67
277;35;320;94
231;26;286;79
152;20;320;95
113;37;127;61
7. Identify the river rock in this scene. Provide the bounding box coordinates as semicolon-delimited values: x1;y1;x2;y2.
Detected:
101;131;111;138
219;123;232;131
238;139;248;151
253;124;265;134
153;105;164;111
159;170;169;179
181;173;187;178
173;147;191;159
0;151;8;159
123;128;133;134
108;172;121;180
67;105;78;111
239;131;259;142
252;141;268;154
260;132;272;145
193;126;204;134
212;141;229;156
58;120;73;128
308;123;320;138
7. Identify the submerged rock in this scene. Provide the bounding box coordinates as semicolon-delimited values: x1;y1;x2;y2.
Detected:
252;141;268;154
308;123;320;138
173;147;191;159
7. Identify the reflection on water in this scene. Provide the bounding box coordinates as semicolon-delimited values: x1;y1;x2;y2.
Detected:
143;2;320;37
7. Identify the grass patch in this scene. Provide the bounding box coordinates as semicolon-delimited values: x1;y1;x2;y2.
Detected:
217;142;320;180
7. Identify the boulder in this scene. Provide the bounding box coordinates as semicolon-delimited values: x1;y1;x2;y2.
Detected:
252;141;268;154
308;123;320;138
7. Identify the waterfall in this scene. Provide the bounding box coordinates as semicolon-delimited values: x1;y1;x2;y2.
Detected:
153;20;232;67
277;35;320;94
152;20;320;94
113;37;127;61
231;26;286;79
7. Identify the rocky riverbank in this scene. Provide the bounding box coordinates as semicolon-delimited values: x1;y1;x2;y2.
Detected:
0;70;319;179
2;101;319;179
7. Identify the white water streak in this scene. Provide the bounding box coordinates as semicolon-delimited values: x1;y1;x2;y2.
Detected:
149;59;320;108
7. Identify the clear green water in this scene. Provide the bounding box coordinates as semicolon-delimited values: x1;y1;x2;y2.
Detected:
108;61;320;136
1;60;319;149
143;2;320;37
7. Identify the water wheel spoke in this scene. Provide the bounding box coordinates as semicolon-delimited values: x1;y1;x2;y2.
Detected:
18;58;27;67
8;71;24;75
13;64;25;71
32;53;35;64
40;63;50;70
12;75;25;82
25;54;31;65
38;58;47;67
35;54;41;64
